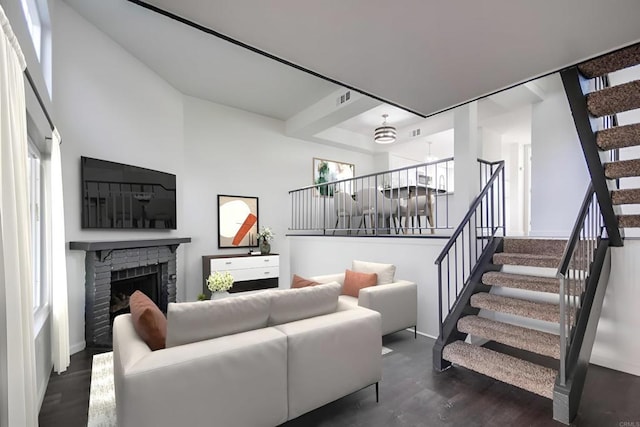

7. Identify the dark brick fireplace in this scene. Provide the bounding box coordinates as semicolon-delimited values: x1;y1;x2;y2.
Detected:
70;238;190;347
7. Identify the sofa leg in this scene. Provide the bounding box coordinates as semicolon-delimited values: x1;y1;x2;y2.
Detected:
414;325;417;339
375;382;379;403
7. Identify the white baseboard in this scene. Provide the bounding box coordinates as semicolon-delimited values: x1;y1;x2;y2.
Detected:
406;327;436;340
37;373;49;412
70;340;86;355
590;353;640;377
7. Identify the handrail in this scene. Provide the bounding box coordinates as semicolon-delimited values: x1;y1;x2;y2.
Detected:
435;161;505;263
434;161;506;337
288;157;454;194
555;182;604;386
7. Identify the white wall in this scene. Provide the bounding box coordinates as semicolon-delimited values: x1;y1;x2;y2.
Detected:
54;1;185;353
181;96;375;301
53;2;377;352
289;236;447;338
530;74;590;236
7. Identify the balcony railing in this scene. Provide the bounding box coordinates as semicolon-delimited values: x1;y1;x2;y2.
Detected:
289;158;454;236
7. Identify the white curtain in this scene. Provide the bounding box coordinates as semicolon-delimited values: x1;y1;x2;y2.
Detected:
0;5;38;427
50;128;70;373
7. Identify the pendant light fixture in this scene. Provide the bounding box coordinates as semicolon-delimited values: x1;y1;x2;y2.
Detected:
374;114;396;144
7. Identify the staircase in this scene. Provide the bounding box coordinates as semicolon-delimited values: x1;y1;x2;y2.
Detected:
442;238;566;400
434;42;640;425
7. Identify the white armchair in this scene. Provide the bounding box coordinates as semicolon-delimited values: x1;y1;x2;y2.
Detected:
310;262;417;337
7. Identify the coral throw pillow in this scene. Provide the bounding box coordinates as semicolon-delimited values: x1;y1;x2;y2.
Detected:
291;274;318;289
129;290;167;351
342;269;377;297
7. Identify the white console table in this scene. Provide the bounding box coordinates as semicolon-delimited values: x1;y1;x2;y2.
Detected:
202;253;279;298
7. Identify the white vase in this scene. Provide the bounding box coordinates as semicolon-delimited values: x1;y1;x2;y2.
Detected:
210;291;230;300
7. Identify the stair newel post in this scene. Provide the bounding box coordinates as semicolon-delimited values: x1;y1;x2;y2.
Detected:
438;262;444;337
558;274;568;386
501;166;506;236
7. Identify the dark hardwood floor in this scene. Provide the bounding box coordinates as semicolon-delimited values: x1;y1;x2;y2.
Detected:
39;332;640;427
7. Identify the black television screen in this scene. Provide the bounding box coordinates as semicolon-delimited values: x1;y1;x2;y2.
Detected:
81;157;177;229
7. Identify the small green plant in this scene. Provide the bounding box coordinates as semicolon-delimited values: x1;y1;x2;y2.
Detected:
197;293;207;301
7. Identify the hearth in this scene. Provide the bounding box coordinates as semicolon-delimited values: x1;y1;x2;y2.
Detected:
70;238;190;347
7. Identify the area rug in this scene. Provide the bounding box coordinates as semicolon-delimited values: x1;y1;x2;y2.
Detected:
88;346;393;426
88;352;116;427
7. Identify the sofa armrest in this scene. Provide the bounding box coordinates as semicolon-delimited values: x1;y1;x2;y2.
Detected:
112;314;288;427
309;272;345;285
358;280;417;336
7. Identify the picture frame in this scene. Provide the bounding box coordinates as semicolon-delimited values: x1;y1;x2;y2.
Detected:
217;195;259;248
312;157;355;197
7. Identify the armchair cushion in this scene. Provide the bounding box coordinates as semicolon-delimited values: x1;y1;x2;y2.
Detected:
342;269;377;297
352;260;396;285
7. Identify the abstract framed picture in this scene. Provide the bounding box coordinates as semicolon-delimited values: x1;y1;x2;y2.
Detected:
217;195;259;248
312;157;355;197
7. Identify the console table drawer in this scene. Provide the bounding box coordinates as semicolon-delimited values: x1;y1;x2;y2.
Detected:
230;266;279;282
211;255;279;271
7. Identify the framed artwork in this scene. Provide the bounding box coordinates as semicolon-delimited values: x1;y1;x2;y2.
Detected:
312;157;355;196
217;195;259;248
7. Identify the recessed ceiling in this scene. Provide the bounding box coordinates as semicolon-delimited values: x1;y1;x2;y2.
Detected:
138;0;640;117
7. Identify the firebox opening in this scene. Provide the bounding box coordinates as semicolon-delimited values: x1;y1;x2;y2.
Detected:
110;272;161;324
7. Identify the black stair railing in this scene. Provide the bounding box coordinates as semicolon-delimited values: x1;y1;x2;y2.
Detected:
560;66;623;246
553;182;611;424
434;161;505;339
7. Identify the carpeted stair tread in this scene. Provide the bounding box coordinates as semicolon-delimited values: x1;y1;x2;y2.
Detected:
481;271;565;294
470;293;560;323
604;158;640;179
618;214;640;228
586;80;640;117
493;252;561;269
596;123;640;151
502;238;567;257
578;44;640;78
443;340;556;399
611;188;640;205
458;315;560;359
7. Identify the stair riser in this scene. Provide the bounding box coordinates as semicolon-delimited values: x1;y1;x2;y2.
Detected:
605;159;640;179
502;238;567;256
587;80;640;117
493;254;561;269
596;123;640;151
611;189;640;205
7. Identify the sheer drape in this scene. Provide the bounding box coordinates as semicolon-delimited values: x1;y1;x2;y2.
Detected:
50;128;70;373
0;5;38;427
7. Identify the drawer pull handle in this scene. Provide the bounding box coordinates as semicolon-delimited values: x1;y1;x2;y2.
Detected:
264;259;270;262
264;271;270;275
225;261;232;265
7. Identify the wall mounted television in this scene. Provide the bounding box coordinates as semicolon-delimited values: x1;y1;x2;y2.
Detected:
81;156;177;229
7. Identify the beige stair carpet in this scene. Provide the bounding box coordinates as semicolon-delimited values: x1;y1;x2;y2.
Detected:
596;123;640;150
443;340;557;399
618;214;640;228
458;315;560;359
502;238;567;257
493;252;562;269
578;43;640;78
482;271;566;294
604;158;640;179
470;292;563;323
611;188;640;205
586;80;640;117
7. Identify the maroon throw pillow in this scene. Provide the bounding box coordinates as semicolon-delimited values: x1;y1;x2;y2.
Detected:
291;274;319;289
342;269;377;297
129;290;167;350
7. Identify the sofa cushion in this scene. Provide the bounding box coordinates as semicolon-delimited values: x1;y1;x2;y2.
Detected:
166;291;271;347
342;269;377;297
268;282;341;326
291;274;318;289
129;290;167;351
352;260;396;285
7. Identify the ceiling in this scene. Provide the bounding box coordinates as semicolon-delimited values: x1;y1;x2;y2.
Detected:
62;0;640;155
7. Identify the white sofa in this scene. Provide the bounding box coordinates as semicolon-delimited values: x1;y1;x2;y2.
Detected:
310;261;417;337
113;282;382;427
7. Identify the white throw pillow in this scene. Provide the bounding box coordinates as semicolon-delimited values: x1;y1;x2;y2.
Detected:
165;291;272;347
268;282;341;326
352;260;396;285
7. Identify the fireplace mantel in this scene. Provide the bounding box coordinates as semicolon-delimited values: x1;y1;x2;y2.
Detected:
69;237;191;252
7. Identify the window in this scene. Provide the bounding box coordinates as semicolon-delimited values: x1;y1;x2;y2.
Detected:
27;142;45;312
19;0;42;61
